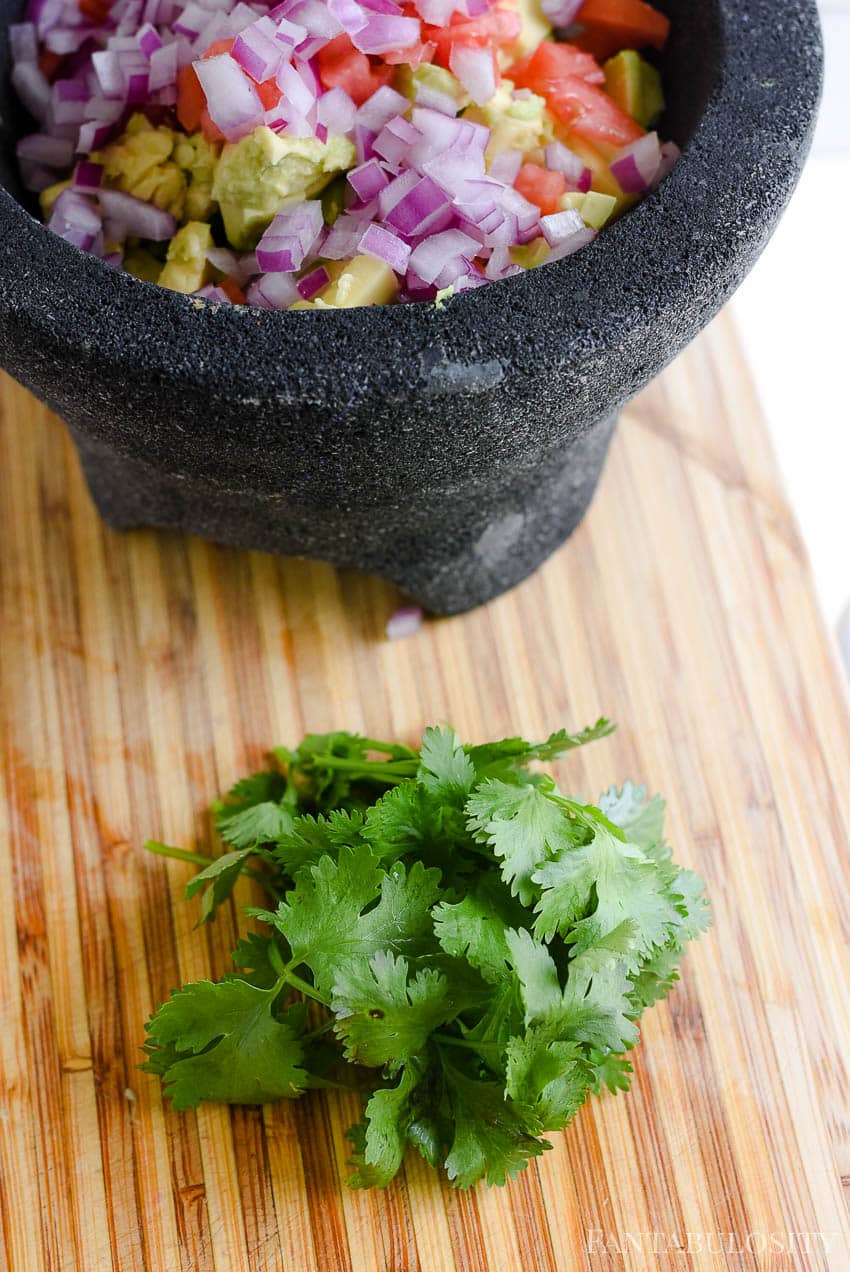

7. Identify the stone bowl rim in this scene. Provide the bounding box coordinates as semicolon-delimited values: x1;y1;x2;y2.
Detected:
0;0;823;403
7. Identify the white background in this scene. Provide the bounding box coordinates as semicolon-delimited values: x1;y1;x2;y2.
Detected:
731;0;850;672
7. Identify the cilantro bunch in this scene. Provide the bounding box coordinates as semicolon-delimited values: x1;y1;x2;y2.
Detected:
144;722;709;1189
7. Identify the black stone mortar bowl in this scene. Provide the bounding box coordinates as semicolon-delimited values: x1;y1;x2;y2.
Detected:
0;1;822;614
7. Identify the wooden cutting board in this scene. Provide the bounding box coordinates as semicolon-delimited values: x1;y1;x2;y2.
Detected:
1;312;849;1272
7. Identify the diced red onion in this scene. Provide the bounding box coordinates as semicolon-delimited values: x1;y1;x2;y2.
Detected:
10;22;38;63
412;81;457;116
351;14;419;54
206;245;243;277
194;53;265;140
274;59;316;118
98;187;177;239
547;224;596;261
373;115;422;165
488;148;523;184
355;84;408;132
385;173;451;236
544;140;592;192
540;206;584;247
377;167;418;217
77;120;114;153
137;22;163;58
348;157;389;201
353;124;377;164
359;221;410;272
12;62;51;122
274;15;308;46
408;228;479;285
610;131;662;194
449;42;496;107
148;42;179;91
296;264;330;298
246;271;299;307
174;2;208;37
650;140;681;189
195;284;232;301
386;605;423;639
327;0;366;33
16;132;74;168
540;0;583;28
322;214;366;258
91;50;126;99
317;85;357;133
256;200;323;271
72;159;105;191
233;16;286;82
413;0;454;24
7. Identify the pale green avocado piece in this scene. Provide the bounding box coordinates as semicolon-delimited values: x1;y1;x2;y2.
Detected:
559;190;618;230
124;247;165;284
467;80;553;166
510;237;550;269
603;50;664;129
212;127;356;251
158;221;213;294
290;255;399;309
396;62;470;108
98;113;187;219
173;132;222;222
508;0;552;58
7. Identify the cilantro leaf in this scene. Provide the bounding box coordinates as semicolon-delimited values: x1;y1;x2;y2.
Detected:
333;951;456;1070
504;1032;592;1132
417;726;476;802
433;888;514;984
465;719;615;780
466;781;581;906
274;809;367;878
185;849;255;924
441;1058;549;1188
347;1064;421;1188
599;781;666;851
217;802;294;850
271;847;442;995
143;978;307;1108
533;823;682;956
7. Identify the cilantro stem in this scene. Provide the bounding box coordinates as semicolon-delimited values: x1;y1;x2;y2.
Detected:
544;793;626;841
304;755;417;784
434;1033;502;1054
145;840;216;869
268;943;331;1007
302;1019;335;1043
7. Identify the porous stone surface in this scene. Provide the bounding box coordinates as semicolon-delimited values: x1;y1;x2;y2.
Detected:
0;0;823;613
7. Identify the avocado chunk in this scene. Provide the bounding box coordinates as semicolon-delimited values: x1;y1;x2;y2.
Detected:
510;237;550;269
467;80;553;166
124;247;164;284
509;0;553;59
173;132;221;222
212;127;356;251
291;255;399;309
397;62;470;109
158;221;213;294
603;50;664;129
99;114;187;219
559;189;618;229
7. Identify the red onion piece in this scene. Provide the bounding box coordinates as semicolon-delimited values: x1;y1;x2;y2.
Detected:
16;132;75;168
449;42;496;107
386;605;423;640
296;264;330;298
610;131;662;194
351;14;420;54
408;228;479;285
544;140;592;192
12;62;52;121
359;221;411;272
148;42;179;92
246;271;300;307
98;187;177;239
72;159;105;191
194;53;265;140
650;140;681;189
355;84;409;132
540;0;583;28
317;86;357;133
384;173;451;236
348;157;390;201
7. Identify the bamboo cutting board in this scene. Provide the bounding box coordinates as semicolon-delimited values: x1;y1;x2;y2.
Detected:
1;313;849;1272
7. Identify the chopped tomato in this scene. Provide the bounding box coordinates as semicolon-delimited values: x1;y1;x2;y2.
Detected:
383;39;437;68
176;64;205;132
514;162;568;215
202;36;236;59
38;49;65;81
317;34;394;106
425;8;522;70
507;40;604;90
256;78;283;110
546;74;644;153
79;0;111;21
219;276;247;304
200;108;225;143
572;0;670;61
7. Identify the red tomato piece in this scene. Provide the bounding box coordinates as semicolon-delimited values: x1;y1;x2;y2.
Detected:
425;8;522;70
176;64;205;132
514;162;568;215
507;40;604;90
547;73;644;152
572;0;670;61
317;34;394;106
219;276;247;304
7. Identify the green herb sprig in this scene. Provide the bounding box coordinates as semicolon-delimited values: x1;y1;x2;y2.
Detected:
143;721;709;1189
